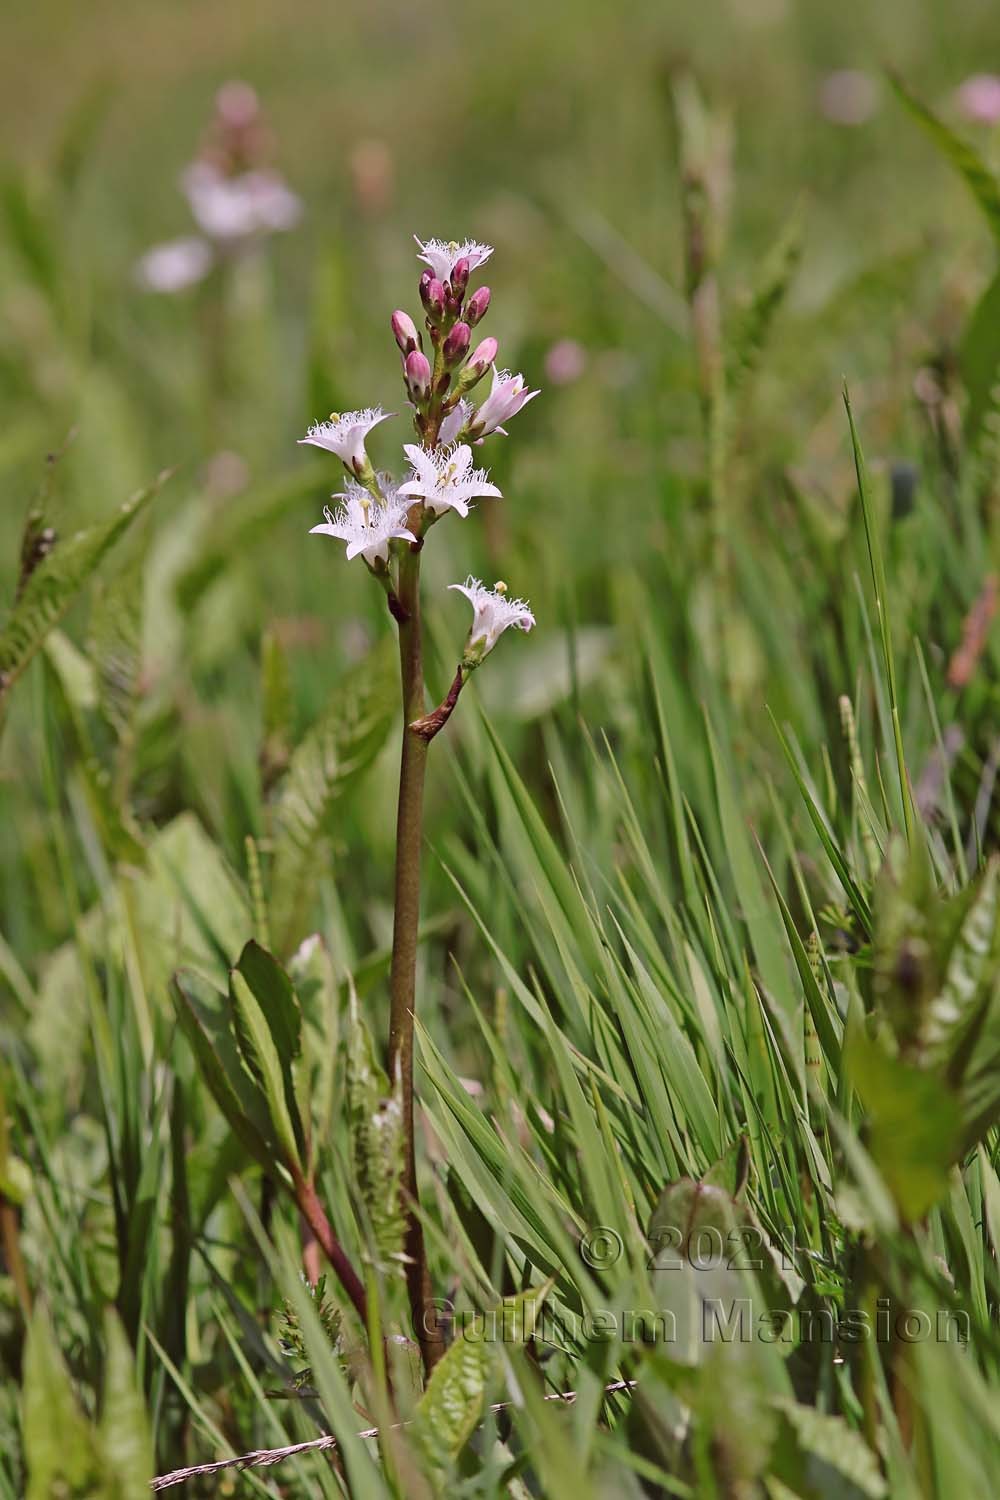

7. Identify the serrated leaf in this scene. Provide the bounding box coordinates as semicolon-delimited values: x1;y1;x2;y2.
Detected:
728;206;803;395
42;632;146;866
925;859;1000;1066
771;1395;887;1498
269;636;396;953
0;470;168;720
98;1311;153;1498
346;989;405;1269
88;563;144;742
408;1285;551;1485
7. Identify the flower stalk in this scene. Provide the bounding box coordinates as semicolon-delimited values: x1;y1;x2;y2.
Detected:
385;542;440;1370
300;235;537;1374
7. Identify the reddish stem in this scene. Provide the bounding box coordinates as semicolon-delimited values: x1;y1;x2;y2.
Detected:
292;1169;368;1326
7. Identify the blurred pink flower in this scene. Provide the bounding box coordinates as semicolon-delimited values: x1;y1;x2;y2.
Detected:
819;70;878;127
955;74;1000;126
136;82;300;294
544;338;587;386
182;162;301;243
135;237;214;292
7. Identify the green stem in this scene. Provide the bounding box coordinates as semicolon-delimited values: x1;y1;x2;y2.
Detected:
387;544;441;1373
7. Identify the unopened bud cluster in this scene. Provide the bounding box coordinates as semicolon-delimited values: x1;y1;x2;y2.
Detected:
398;238;519;448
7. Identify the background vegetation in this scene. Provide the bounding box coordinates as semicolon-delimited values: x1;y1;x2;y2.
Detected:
3;0;1000;1494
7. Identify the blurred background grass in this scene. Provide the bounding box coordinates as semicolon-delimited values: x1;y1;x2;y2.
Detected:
4;2;1000;1488
3;0;999;974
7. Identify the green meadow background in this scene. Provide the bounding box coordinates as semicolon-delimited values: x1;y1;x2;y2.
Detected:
3;0;1000;1495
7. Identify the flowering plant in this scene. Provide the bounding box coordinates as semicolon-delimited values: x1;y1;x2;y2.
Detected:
136;82;301;293
300;236;538;1369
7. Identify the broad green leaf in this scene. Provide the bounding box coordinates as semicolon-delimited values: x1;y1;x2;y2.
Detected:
22;1306;102;1499
233;939;302;1070
42;634;146;866
845;1023;960;1221
648;1175;801;1367
171;969;275;1168
229;969;304;1170
0;471;169;718
960;265;1000;447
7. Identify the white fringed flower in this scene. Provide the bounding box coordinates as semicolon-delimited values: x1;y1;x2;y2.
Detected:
398;444;501;519
298;408;392;473
414;236;493;284
183;162;302;243
468;367;540;438
449;576;535;661
310;483;416;565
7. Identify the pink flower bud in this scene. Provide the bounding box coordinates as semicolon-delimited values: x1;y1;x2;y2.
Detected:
442;321;471;367
450;256;470;294
466;286;491;326
419;274;446;321
391;309;419;354
467;336;498;376
405;349;432;402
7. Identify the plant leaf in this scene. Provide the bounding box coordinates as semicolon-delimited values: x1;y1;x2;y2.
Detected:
269;636;397;953
346;989;404;1270
170;968;275;1168
22;1305;103;1499
0;470;169;718
98;1310;154;1498
889;72;1000;242
408;1285;552;1485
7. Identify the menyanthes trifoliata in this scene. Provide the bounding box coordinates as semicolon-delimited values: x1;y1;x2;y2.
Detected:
398;443;501;519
